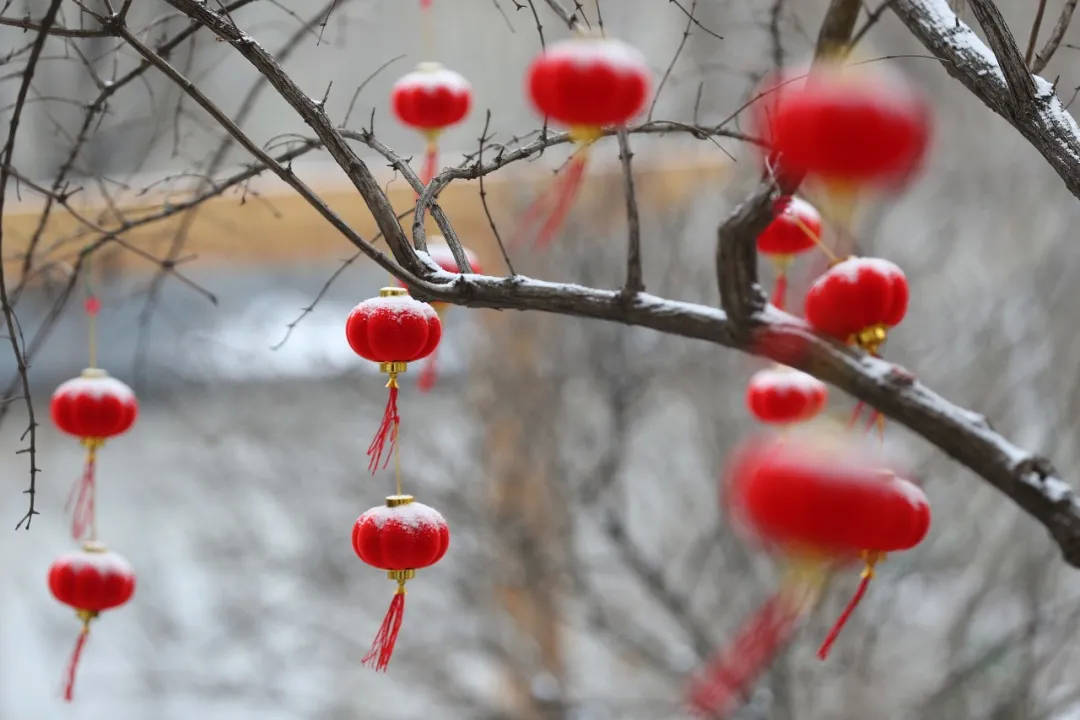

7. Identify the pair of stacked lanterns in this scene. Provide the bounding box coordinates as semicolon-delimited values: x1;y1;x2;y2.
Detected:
39;16;937;711
47;297;138;701
689;65;933;716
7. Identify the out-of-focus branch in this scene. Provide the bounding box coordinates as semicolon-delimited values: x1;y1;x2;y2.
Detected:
1024;0;1048;67
162;0;424;276
540;0;579;29
892;0;1080;201
0;0;63;530
966;0;1037;110
1032;0;1077;73
616;129;642;295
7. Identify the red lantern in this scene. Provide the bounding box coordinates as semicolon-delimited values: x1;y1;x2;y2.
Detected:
48;542;136;701
346;288;441;473
397;241;482;392
757;66;930;188
391;62;471;185
522;36;651;247
51;369;138;541
688;437;929;715
746;367;827;424
804;256;908;352
756;196;822;309
353;494;450;670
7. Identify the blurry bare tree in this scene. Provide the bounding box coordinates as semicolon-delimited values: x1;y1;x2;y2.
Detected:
5;0;1080;718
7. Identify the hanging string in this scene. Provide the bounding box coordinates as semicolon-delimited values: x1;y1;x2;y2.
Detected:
817;551;881;660
61;614;93;702
420;137;439;187
367;372;400;474
84;295;100;368
67;438;102;541
392;411;403;498
790;215;839;264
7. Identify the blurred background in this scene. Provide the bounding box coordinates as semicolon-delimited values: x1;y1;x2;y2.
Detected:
4;0;1080;718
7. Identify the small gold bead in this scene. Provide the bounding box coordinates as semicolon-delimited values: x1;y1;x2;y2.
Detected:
378;287;408;298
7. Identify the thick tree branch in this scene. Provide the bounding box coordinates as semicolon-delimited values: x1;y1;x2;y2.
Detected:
966;0;1038;110
892;0;1080;201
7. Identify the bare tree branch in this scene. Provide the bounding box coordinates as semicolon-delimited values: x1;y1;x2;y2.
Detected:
892;0;1080;201
1032;0;1078;73
616;129;642;295
0;0;63;530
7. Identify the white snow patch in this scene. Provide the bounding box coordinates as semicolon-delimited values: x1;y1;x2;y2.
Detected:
393;63;471;94
540;37;651;78
52;374;136;403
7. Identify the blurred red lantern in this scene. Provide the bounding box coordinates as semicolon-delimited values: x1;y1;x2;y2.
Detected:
689;436;930;716
728;439;930;557
729;436;929;656
804;257;908;353
353;494;450;670
522;36;651;247
346;288;441;472
48;542;136;701
51;368;138;541
756;196;822;309
757;66;930;188
746;367;827;424
396;240;482;392
391;62;471;185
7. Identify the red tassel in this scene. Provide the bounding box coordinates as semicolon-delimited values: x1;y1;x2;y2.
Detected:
417;349;438;392
771;272;788;311
66;444;97;541
420;142;438;187
62;625;90;702
362;586;406;671
847;401;865;429
817;561;876;660
366;384;399;474
686;593;803;717
518;152;588;248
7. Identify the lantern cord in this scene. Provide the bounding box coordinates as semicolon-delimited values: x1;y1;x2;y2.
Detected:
392;412;403;498
362;580;407;671
790;215;839;264
67;439;101;541
517;146;590;248
61;621;91;702
417;348;438;392
816;553;880;660
420;0;434;54
367;374;400;475
685;589;806;717
84;295;100;368
420;139;438;187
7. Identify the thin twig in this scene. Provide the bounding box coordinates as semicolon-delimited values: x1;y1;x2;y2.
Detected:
477;110;516;276
1025;0;1048;66
616;129;642;295
648;0;696;122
